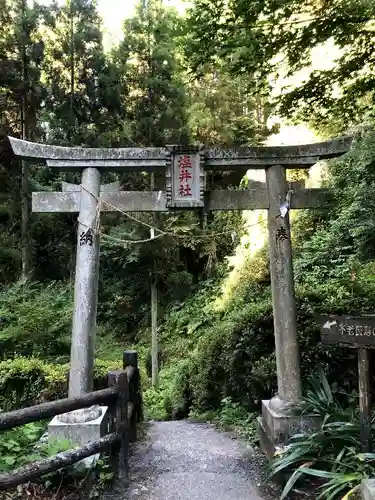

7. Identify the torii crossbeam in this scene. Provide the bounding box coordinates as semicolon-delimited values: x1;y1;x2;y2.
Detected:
9;135;352;440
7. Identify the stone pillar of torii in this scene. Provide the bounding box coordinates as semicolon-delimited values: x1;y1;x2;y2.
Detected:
9;136;352;451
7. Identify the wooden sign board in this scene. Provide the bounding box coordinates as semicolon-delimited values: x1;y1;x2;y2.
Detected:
166;145;204;209
319;314;374;452
319;315;375;347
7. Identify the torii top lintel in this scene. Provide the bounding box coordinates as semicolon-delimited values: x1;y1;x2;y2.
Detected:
8;136;352;171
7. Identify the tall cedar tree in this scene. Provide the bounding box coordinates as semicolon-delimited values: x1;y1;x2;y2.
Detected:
114;0;190;147
0;0;45;281
41;0;124;147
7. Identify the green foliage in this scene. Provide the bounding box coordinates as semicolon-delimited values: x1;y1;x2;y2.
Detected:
186;0;375;133
269;369;372;500
0;423;75;479
114;0;190;146
0;357;65;411
41;0;124;146
0;281;73;359
294;135;375;314
144;253;277;417
0;423;46;472
0;422;115;498
0;356;122;411
144;359;193;421
201;397;258;442
186;62;273;146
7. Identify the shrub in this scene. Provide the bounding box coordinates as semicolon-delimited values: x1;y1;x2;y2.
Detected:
0;357;122;411
167;292;277;413
0;423;73;473
215;397;257;441
0;423;114;498
143;360;193;421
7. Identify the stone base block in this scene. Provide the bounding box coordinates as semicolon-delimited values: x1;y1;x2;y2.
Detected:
258;399;321;457
257;416;276;458
48;405;109;468
361;479;375;500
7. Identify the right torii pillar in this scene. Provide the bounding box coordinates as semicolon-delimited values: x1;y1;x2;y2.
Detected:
257;163;307;456
251;143;352;456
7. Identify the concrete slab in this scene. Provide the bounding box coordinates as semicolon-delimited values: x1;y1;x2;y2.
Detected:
48;405;109;467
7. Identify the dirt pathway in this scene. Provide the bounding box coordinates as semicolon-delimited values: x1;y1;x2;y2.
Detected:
104;420;272;500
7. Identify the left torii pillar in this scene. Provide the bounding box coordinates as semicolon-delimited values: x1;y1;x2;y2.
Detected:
68;169;100;397
45;177;120;397
62;179;120;397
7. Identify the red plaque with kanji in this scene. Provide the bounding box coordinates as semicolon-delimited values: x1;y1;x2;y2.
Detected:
166;146;204;208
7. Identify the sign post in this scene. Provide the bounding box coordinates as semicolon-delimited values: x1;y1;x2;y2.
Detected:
320;315;375;452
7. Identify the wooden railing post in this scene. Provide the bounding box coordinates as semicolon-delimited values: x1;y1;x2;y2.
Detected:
108;370;128;479
123;350;138;370
123;350;142;442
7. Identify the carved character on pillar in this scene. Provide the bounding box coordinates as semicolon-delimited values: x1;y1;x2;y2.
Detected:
276;226;289;242
79;228;94;246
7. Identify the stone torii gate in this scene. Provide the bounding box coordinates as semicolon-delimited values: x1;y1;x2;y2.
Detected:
9;136;352;449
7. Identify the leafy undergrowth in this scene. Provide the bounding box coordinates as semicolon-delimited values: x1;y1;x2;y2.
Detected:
2;460;115;500
0;280;130;367
269;368;373;500
189;396;258;442
0;423;114;500
0;423;49;472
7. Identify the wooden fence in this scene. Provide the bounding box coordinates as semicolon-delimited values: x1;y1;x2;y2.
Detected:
0;350;142;490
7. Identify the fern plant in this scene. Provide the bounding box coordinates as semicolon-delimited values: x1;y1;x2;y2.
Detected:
269;367;375;499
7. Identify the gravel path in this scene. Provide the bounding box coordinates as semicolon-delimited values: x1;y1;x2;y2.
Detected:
106;420;269;500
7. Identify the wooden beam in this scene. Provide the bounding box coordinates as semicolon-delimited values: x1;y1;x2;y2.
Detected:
206;156;319;168
205;190;269;210
46;156;343;171
32;192;81;212
292;188;331;208
32;188;332;213
0;433;119;490
205;136;353;162
0;388;117;431
8;137;166;161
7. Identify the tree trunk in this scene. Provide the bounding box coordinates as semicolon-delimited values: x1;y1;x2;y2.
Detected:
150;172;159;386
20;160;31;281
20;0;32;281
